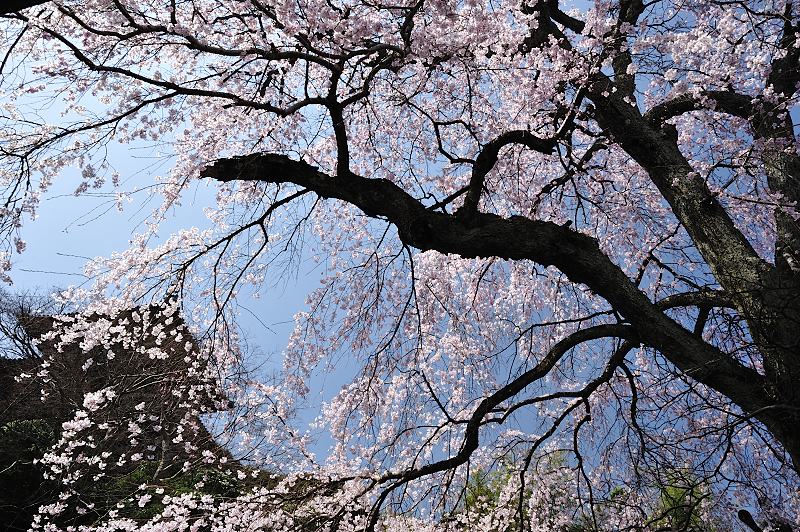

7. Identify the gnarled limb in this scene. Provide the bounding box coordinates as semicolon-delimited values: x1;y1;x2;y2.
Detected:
201;153;800;470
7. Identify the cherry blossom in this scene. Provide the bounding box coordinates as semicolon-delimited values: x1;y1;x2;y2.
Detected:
1;0;799;530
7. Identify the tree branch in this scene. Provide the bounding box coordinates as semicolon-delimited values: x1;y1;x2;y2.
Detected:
460;130;556;216
367;323;637;529
644;91;754;125
655;290;735;311
201;154;783;454
589;77;778;347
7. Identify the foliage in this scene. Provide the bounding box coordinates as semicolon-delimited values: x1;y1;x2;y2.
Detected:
459;463;727;532
464;469;514;515
0;0;799;530
85;463;271;522
0;419;58;531
650;472;715;532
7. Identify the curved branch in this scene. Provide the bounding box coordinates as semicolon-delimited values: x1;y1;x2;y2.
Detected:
655;290;735;311
460;130;556;216
367;324;637;529
200;154;786;463
644;91;754;125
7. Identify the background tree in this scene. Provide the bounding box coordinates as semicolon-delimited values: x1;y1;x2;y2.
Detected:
0;0;798;530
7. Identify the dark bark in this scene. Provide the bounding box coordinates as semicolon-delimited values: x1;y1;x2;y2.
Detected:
201;153;800;471
586;75;800;471
0;1;48;14
461;130;556;216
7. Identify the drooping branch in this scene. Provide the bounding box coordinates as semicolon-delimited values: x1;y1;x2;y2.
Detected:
365;323;638;529
200;153;798;469
34;23;330;117
655;290;735;338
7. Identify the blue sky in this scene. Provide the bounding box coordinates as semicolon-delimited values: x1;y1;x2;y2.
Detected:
9;140;317;358
5;133;353;457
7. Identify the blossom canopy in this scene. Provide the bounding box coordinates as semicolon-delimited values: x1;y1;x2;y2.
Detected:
0;0;799;530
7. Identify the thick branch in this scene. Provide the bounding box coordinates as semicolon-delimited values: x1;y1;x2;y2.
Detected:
641;77;800;399
655;290;735;311
589;79;776;331
610;0;645;96
460;130;555;216
200;154;784;453
643;89;800;283
768;2;799;98
644;91;754;125
544;0;585;34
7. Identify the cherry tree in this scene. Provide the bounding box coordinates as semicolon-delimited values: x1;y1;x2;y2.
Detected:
0;0;799;530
